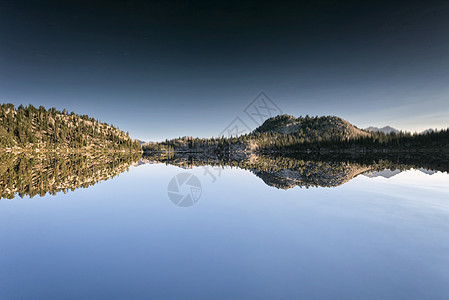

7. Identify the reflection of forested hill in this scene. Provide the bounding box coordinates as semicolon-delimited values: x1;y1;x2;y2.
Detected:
0;152;141;199
251;162;370;189
142;151;448;189
3;150;446;199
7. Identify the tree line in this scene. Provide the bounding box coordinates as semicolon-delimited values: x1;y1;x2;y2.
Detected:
142;115;449;154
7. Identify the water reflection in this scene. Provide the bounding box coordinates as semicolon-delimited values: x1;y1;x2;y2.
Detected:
0;152;140;199
1;151;449;299
1;151;447;199
141;151;449;189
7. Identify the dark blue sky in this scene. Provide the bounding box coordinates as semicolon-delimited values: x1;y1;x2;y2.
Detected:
1;0;448;141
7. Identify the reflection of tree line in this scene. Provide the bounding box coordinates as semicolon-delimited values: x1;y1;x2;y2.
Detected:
2;150;446;199
0;152;141;199
143;151;449;189
287;152;449;174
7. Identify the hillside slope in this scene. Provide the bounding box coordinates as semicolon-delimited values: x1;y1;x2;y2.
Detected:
143;114;370;153
253;115;369;140
0;103;141;151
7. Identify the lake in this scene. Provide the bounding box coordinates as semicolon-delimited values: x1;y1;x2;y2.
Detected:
1;153;449;299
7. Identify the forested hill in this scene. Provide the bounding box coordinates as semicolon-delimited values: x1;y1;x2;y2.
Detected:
253;115;369;140
143;113;449;153
0;103;141;151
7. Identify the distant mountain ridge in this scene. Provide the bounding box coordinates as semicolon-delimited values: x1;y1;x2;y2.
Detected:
365;126;400;134
365;126;435;135
420;129;435;135
134;139;146;145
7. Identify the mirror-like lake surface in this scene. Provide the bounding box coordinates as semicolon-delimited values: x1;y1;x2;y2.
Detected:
1;154;449;299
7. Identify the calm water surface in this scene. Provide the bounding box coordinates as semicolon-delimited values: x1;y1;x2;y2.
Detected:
1;163;449;299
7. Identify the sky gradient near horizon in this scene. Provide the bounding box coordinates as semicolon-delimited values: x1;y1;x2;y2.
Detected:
1;0;449;141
